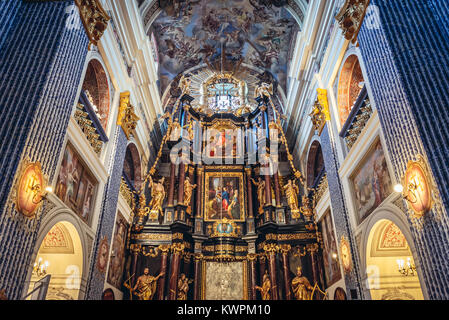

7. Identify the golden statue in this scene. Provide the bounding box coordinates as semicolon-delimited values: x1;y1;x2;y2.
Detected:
251;177;266;214
291;266;314;300
135;193;147;227
183;176;197;213
177;273;193;300
300;195;314;218
254;82;273;99
179;75;191;94
255;271;271;300
129;267;164;300
283;179;300;218
148;176;166;217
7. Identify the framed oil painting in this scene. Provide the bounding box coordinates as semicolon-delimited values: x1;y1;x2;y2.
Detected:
107;211;129;289
320;210;341;287
204;172;245;222
351;139;392;224
203;121;243;160
55;143;97;224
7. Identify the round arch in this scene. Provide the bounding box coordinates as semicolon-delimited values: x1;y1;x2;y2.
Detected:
81;57;111;131
336;54;365;126
306;139;325;188
123;142;143;190
359;204;428;300
25;208;90;300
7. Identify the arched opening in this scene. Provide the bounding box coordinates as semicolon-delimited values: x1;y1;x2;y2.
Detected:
27;221;83;300
337;55;365;126
81;59;110;130
123;143;142;190
306;140;325;189
366;219;424;300
333;287;347;300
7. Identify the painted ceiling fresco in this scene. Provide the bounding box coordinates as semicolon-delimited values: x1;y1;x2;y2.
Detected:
152;0;298;96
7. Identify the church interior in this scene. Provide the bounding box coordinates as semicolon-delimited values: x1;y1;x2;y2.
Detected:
0;0;448;301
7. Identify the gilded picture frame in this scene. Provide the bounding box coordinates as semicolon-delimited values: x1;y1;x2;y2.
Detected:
401;155;434;218
203;171;245;222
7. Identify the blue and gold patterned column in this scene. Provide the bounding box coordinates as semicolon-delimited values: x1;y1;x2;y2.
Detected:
0;0;88;299
85;92;139;300
358;0;449;298
320;125;364;299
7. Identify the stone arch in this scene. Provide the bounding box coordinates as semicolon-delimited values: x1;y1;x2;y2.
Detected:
360;205;427;300
25;208;89;300
306;140;325;188
337;54;365;126
123;142;142;190
81;58;110;131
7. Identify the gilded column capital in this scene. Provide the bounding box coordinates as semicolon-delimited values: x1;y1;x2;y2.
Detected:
279;244;291;255
306;243;319;255
158;244;171;255
171;243;185;254
75;0;111;49
247;253;258;262
263;243;279;254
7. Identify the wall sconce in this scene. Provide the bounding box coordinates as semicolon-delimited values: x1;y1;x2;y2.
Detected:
394;182;418;204
332;252;338;260
30;184;53;205
396;257;416;276
32;257;50;278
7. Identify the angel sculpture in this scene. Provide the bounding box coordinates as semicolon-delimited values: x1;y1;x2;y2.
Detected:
177;273;194;300
183;176;197;214
283;179;300;218
251;177;266;215
148;176;166;217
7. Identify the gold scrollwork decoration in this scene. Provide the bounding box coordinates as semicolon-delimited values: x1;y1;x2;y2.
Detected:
335;0;370;43
117;91;140;140
75;0;111;50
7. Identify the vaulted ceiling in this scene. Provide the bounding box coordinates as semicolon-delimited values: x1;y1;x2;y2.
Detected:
141;0;306;100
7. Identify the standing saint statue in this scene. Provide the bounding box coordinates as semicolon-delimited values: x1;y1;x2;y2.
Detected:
255;270;271;300
177;273;193;300
183;176;197;214
291;266;314;300
251;177;266;215
283;179;300;218
148;176;166;217
129;267;164;301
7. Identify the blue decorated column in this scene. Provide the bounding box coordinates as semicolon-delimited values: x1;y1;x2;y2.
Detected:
358;0;449;299
320;125;364;299
0;1;89;299
85;93;139;300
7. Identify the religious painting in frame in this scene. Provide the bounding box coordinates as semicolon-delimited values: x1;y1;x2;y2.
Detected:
203;261;246;300
203;120;243;160
320;210;342;287
107;211;129;289
55;142;97;224
204;171;245;222
351;139;392;225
